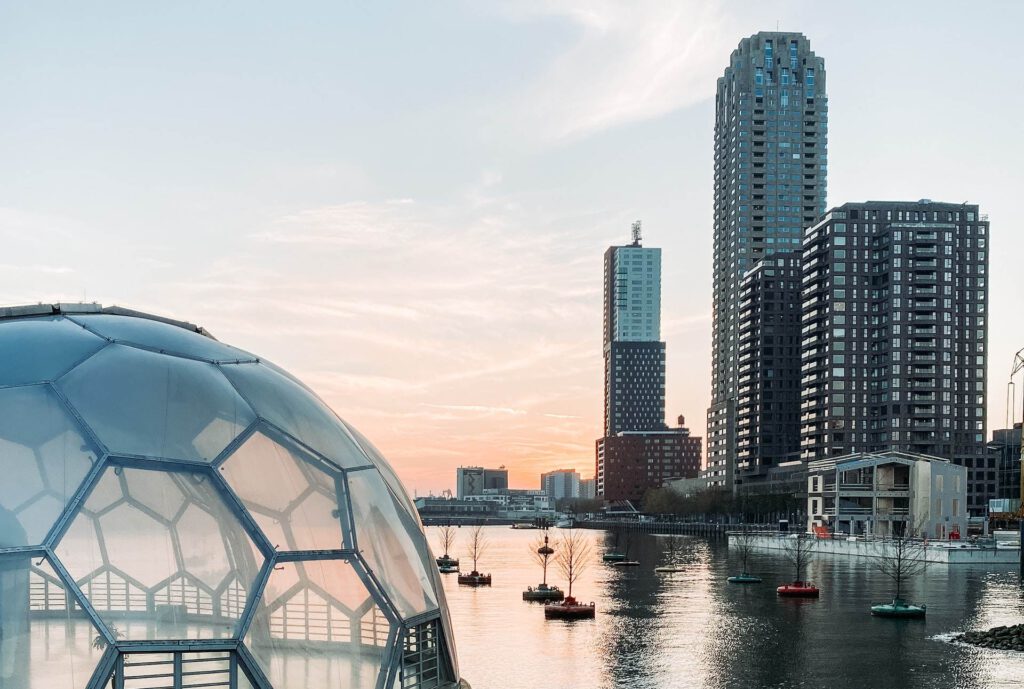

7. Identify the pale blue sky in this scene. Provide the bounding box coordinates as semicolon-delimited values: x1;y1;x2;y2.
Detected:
1;1;1021;492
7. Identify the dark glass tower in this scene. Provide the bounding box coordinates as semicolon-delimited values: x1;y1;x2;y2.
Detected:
707;32;828;491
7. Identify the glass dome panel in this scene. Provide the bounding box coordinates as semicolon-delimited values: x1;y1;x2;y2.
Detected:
347;470;438;620
69;314;256;363
340;420;419;522
55;466;264;641
0;385;98;547
244;557;393;689
219;430;347;552
0;317;105;388
58;345;255;462
0;553;108;689
219;363;370;469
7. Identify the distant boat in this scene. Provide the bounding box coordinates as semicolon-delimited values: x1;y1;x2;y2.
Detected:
555;518;574;528
512;522;539;530
612;560;640;568
870;599;926;618
602;552;627;563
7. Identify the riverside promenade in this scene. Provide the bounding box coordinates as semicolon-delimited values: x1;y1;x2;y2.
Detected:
732;532;1020;565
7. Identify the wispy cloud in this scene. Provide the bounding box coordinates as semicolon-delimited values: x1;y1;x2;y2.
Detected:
488;0;735;143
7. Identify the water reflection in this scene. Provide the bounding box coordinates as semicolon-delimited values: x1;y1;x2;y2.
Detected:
434;526;1024;689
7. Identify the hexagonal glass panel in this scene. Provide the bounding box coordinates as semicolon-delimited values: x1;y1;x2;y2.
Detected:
0;553;107;689
347;470;438;620
59;345;255;462
0;385;98;548
55;465;264;640
69;314;256;364
0;316;106;388
245;557;394;689
219;362;369;469
220;429;347;552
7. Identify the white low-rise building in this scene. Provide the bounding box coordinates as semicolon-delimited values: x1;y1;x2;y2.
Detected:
806;451;967;539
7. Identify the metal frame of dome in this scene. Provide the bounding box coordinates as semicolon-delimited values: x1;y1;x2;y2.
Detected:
0;304;460;689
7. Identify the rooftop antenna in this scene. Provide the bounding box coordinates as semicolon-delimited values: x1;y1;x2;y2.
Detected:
631;220;642;246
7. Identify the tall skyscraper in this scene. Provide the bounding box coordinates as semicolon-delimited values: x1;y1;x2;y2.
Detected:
800;201;990;514
603;222;665;436
708;32;828;491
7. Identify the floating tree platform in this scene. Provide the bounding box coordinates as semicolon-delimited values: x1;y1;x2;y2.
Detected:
727;573;762;584
544;596;595;620
458;571;492;586
523;583;564;602
777;581;819;597
602;552;627;563
871;599;926;618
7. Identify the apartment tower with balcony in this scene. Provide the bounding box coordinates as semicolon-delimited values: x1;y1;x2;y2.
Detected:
708;32;828;491
800;201;990;514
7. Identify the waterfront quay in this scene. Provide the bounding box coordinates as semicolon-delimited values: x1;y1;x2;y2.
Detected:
733;531;1021;565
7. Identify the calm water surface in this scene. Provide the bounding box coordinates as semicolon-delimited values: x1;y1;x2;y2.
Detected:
430;526;1024;689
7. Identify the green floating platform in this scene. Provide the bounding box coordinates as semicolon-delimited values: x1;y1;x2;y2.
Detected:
727;573;762;584
871;599;926;618
602;552;627;562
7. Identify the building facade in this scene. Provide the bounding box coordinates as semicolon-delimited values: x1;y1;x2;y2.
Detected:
455;466;509;499
596;417;703;502
603;224;666;436
800;201;990;514
990;424;1022;509
806;451;968;539
734;251;802;490
541;469;581;500
579;478;597;500
708;32;828;491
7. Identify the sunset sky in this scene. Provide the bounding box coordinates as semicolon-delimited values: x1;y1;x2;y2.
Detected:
2;2;1021;495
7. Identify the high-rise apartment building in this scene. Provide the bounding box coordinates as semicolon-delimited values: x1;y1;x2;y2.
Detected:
603;222;665;436
541;469;581;500
800;201;990;514
734;251;802;486
708;32;828;490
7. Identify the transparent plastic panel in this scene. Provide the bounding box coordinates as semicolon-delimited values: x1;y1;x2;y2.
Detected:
340;420;419;523
220;430;347;552
0;316;106;388
219;363;369;469
69;314;256;363
347;470;438;620
54;466;264;640
0;385;98;548
245;558;392;689
0;553;107;689
58;345;255;462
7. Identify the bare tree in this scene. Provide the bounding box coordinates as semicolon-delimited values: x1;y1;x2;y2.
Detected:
531;534;555;586
555;527;592;599
466;525;488;574
731;528;756;574
782;535;816;582
872;522;927;602
438;524;457;560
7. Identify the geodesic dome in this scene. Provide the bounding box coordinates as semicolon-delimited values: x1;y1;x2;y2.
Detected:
0;303;460;689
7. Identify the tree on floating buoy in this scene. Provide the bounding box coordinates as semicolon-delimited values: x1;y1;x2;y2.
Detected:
782;534;816;584
532;534;555;587
732;528;756;574
871;520;928;610
555;527;592;600
438;523;457;561
467;525;488;575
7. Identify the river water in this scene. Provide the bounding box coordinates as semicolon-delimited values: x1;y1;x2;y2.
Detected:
430;526;1024;689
